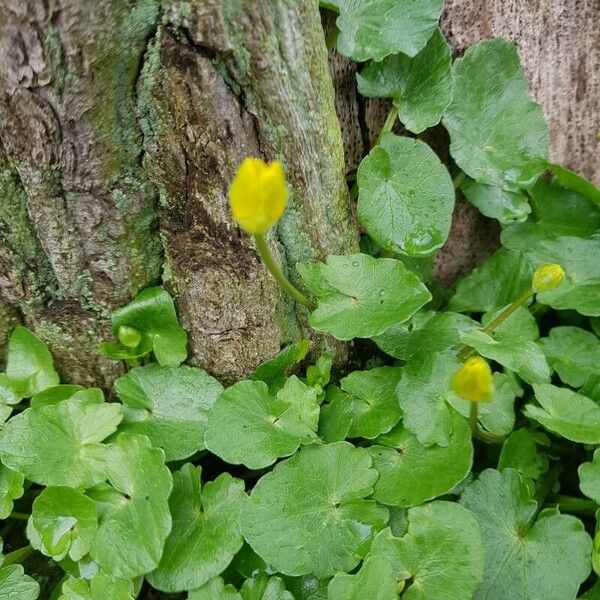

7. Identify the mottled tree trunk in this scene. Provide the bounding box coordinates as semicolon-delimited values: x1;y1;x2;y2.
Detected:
0;0;357;386
1;0;597;387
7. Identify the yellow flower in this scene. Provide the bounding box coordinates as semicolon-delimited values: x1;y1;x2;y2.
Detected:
229;158;288;234
532;263;565;293
451;357;493;403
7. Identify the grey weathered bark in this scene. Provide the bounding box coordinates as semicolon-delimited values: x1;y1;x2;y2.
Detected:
1;0;598;385
0;0;356;385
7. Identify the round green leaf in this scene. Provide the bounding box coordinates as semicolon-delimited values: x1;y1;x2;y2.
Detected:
461;468;592;600
369;410;473;507
27;487;98;561
334;0;443;61
147;464;246;593
0;564;40;599
369;501;485;600
497;429;549;481
205;378;319;470
59;572;135;600
240;442;387;578
443;39;548;189
460;177;531;224
240;573;294;600
89;432;172;580
357;29;453;134
579;449;600;504
327;555;397;600
539;326;600;387
357;134;454;256
341;367;402;439
188;577;241;600
30;384;84;408
397;353;462;447
318;387;354;443
6;326;59;398
298;254;431;340
0;465;24;520
0;391;122;487
115;363;223;461
525;384;600;444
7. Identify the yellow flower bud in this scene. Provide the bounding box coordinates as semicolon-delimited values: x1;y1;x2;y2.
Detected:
532;263;565;293
451;357;493;403
229;158;288;234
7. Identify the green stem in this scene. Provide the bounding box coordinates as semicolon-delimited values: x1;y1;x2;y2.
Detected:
374;106;399;147
549;495;598;516
453;171;466;189
468;401;503;444
254;234;316;310
8;512;29;521
457;288;534;361
469;402;478;437
3;545;34;566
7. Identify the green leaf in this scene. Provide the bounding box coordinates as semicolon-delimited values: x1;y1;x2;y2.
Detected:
188;577;242;600
27;487;97;561
240;442;387;578
318;387;354;443
5;326;59;398
443;39;548;189
205;378;319;470
447;372;519;437
537;278;600;317
369;501;485;600
115;363;223;461
372;322;412;360
102;287;188;367
249;340;311;394
524;384;600;444
460;177;530;223
405;311;480;363
369;409;473;507
357;29;453;134
449;249;534;313
0;465;24;519
341;367;402;439
498;429;549;480
0;564;40;599
459;329;550;385
461;468;592;600
327;556;397;600
147;464;245;593
59;572;135;600
240;573;294;600
334;0;443;61
284;576;328;600
298;254;431;340
0;390;122;487
357;134;455;256
89;432;172;580
305;354;333;397
539;326;600;387
397;353;464;447
579;449;600;504
30;384;84;408
548;164;600;206
0;374;19;409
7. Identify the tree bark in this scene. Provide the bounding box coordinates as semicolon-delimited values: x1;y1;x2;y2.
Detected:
0;0;357;385
1;0;597;386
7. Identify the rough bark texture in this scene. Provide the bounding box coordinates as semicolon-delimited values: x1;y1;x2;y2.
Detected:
1;0;598;385
0;0;357;386
326;0;599;284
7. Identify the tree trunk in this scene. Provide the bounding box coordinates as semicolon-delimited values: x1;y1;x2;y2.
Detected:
1;0;597;386
0;0;357;385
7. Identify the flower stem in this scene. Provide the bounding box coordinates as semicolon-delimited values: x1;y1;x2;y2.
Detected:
253;234;316;310
374;106;399;147
549;495;598;516
3;545;34;566
457;288;534;361
468;402;503;444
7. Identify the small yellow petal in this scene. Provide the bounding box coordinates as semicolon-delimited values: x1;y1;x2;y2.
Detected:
229;158;288;234
451;357;493;403
532;263;565;293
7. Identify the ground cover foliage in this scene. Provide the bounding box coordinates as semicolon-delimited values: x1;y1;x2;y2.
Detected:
1;1;600;598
